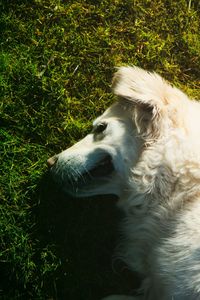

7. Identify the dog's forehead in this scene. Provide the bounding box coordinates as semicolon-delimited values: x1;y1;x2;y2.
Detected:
93;102;131;126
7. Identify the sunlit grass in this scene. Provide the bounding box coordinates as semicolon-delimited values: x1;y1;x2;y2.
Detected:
1;0;199;298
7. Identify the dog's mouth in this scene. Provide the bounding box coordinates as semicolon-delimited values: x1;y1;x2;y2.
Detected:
50;152;115;196
84;154;114;179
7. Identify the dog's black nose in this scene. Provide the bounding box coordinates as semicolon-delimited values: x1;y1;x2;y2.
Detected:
47;156;58;167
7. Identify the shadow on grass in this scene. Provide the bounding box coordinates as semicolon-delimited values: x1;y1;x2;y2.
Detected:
36;172;140;300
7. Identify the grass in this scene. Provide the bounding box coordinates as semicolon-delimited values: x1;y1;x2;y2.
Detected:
0;0;199;298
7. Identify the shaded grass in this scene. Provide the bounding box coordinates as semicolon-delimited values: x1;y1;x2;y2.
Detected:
0;0;199;298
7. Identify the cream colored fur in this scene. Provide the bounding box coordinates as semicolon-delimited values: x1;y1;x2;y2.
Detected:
48;66;200;300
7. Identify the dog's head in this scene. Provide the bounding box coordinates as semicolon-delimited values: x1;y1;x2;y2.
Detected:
47;101;141;197
47;66;189;198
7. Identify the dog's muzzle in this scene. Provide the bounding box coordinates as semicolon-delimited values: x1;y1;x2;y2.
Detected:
47;151;115;195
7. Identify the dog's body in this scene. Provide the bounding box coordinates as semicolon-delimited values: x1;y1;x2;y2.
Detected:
48;67;200;299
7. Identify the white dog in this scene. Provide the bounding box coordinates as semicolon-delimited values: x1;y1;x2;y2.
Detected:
48;66;200;300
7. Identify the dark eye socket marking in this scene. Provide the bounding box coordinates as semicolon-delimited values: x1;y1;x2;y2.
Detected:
93;122;107;134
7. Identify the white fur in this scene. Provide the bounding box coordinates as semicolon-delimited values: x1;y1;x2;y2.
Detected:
48;66;200;300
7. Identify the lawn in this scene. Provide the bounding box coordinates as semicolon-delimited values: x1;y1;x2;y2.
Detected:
0;0;199;299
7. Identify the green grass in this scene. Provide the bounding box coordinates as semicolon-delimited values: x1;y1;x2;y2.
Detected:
0;0;199;298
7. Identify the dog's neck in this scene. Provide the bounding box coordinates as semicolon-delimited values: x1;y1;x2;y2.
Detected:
118;132;200;215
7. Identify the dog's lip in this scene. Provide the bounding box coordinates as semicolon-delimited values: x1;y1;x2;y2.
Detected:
82;154;114;178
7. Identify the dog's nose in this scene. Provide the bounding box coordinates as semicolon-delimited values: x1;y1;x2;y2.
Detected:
47;156;58;167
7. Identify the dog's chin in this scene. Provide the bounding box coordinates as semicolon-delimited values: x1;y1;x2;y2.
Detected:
58;154;115;197
64;178;114;198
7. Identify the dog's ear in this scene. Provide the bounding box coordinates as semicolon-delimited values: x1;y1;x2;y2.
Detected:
112;66;187;139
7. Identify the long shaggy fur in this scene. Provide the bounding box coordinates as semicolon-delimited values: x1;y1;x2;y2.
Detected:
48;66;200;300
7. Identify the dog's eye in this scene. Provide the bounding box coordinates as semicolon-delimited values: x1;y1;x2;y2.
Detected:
93;122;107;134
